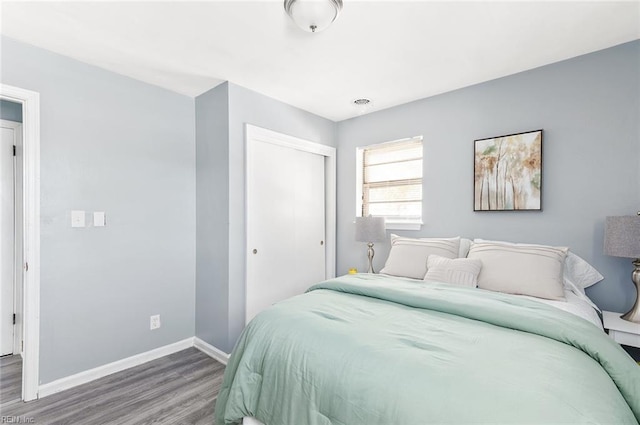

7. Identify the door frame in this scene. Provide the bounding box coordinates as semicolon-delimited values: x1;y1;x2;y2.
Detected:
244;124;336;323
0;84;41;402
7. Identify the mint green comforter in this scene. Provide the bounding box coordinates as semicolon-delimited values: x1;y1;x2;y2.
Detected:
216;274;640;425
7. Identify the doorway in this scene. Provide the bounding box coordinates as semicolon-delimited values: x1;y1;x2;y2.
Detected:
0;113;23;406
1;118;23;356
0;84;41;402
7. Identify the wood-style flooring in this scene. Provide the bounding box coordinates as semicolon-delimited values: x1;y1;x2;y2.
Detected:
0;347;225;425
0;353;23;408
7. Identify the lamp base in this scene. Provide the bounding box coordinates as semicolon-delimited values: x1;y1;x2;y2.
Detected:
367;242;376;274
621;259;640;323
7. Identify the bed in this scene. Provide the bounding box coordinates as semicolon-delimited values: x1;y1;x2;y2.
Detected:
215;237;640;425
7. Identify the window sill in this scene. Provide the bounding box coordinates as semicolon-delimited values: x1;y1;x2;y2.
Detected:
384;221;423;231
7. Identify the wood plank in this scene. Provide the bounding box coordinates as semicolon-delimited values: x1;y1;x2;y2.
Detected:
0;348;224;424
0;354;22;406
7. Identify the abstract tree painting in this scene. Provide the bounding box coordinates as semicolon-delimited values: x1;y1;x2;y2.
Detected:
474;130;542;211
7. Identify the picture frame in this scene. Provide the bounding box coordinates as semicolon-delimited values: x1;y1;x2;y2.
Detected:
474;129;543;211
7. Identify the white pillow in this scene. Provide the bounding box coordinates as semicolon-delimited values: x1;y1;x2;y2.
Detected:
474;239;604;292
380;235;460;280
468;240;568;300
564;252;604;291
424;255;482;287
459;238;473;258
562;278;601;312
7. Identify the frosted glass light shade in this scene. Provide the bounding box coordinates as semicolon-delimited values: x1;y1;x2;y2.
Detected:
604;216;640;259
355;216;386;243
284;0;343;33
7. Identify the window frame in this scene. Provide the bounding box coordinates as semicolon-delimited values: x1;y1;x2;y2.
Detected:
356;136;424;230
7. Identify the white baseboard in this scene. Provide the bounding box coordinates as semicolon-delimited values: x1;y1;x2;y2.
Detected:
38;338;194;398
193;337;230;365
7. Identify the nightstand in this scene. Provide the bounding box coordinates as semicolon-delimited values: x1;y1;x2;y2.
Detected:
603;311;640;348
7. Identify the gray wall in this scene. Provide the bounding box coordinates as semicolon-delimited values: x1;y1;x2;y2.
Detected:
195;83;230;349
1;37;196;384
226;83;337;350
0;99;22;122
337;40;640;314
2;32;637;376
195;83;336;353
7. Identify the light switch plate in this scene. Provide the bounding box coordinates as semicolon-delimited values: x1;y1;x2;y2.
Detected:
71;210;85;228
93;211;106;227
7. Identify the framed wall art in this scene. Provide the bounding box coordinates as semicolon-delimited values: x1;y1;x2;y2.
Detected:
474;129;542;211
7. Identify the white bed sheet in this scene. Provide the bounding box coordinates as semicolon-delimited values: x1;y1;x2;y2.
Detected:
404;276;604;330
517;288;603;330
377;273;604;330
395;275;604;330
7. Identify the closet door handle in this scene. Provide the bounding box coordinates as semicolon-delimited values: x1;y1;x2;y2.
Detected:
252;249;258;254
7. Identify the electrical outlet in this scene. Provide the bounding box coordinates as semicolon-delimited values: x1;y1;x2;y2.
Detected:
150;314;161;330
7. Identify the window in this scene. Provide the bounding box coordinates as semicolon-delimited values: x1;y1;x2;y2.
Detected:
356;136;423;230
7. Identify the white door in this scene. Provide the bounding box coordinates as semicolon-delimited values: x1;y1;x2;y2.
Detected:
246;138;326;323
0;126;15;355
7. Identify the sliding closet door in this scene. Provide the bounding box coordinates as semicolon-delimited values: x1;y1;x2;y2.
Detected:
246;138;326;324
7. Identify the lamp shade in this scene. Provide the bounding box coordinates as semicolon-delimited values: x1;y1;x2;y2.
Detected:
604;215;640;259
355;216;386;243
284;0;343;33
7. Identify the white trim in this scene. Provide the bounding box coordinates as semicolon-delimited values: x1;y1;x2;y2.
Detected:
38;338;194;398
355;146;364;217
37;337;230;398
0;84;41;402
325;150;337;280
193;337;230;365
244;124;337;324
0;120;21;129
246;124;335;158
385;221;423;231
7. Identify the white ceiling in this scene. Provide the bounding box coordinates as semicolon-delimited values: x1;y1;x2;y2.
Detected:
1;1;639;121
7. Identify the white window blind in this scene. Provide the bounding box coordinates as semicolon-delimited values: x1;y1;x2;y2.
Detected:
359;137;423;225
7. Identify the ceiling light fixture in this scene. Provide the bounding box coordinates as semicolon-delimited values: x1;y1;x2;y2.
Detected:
284;0;343;33
353;98;372;115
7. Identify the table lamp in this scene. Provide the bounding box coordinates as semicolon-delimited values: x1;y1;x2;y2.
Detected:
604;214;640;323
355;216;386;274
